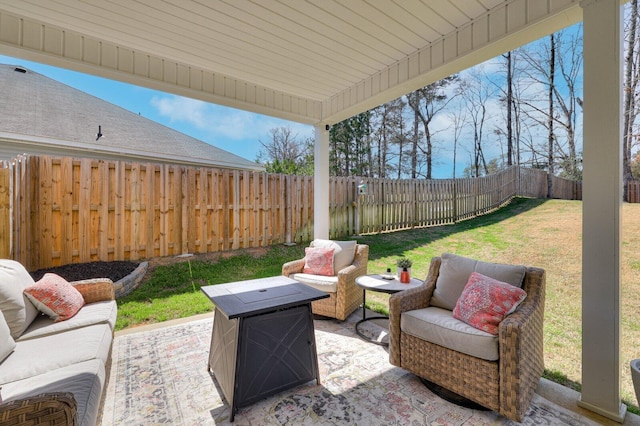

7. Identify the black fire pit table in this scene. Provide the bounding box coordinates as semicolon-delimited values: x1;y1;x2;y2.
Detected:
201;276;329;422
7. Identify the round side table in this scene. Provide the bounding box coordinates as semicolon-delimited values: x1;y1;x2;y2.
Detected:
354;274;423;346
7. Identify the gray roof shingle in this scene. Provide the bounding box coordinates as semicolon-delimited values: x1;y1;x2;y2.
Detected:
0;64;262;171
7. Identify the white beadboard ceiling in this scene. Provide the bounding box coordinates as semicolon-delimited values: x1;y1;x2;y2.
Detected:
0;0;582;125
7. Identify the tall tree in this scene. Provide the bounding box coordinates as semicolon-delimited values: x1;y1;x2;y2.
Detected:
447;102;468;178
624;0;640;196
256;126;313;175
547;34;555;198
370;99;405;178
329;112;372;177
407;76;458;179
506;51;514;166
519;28;582;181
461;71;492;177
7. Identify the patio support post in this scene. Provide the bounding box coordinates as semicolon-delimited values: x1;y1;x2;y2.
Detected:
579;0;626;422
313;124;330;240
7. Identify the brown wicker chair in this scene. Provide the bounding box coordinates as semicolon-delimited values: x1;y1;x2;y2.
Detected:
282;242;368;321
389;256;545;422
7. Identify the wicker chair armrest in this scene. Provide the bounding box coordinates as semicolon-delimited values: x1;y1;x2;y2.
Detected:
0;392;77;425
498;266;546;421
71;278;115;303
388;257;441;366
335;260;367;299
282;258;305;276
350;244;369;270
334;244;368;316
389;255;440;315
388;281;435;365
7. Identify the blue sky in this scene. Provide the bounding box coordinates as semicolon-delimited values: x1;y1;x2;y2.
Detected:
0;54;315;164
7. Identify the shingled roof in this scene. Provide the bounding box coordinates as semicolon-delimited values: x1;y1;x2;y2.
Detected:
0;64;262;171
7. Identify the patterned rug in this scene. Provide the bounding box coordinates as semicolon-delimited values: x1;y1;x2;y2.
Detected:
101;313;598;425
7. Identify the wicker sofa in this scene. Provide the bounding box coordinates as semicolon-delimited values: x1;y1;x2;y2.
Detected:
0;259;117;426
282;240;368;321
389;253;545;422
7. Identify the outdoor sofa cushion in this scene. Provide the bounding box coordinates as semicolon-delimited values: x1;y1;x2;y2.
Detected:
310;239;356;273
1;359;106;426
0;323;112;384
290;273;339;293
0;259;39;338
303;247;335;276
17;300;117;341
24;273;85;322
453;272;527;335
430;252;526;311
401;306;499;361
290;239;358;294
0;312;16;363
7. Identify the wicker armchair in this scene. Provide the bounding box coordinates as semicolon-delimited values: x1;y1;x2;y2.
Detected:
283;242;368;321
389;256;545;422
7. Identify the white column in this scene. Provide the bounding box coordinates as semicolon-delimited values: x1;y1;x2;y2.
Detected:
313;124;330;240
578;0;626;422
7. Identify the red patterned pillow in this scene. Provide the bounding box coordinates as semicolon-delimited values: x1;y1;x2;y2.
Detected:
452;272;527;335
303;247;335;276
24;273;85;322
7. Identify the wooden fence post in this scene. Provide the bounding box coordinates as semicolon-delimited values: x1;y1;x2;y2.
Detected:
0;168;10;258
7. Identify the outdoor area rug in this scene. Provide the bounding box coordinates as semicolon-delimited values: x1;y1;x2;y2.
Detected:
100;314;598;425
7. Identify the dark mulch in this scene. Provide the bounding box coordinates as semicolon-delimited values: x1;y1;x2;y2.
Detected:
30;261;139;283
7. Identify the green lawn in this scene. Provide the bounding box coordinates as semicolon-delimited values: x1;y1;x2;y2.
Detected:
115;197;640;412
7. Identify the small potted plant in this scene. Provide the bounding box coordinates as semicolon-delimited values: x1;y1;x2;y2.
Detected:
396;257;413;281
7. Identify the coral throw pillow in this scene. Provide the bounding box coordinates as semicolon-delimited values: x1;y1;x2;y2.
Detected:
24;273;85;322
452;272;527;335
303;247;335;276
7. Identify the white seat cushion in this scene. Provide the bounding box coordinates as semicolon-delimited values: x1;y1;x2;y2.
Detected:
18;300;117;341
1;359;106;426
0;323;112;384
290;273;338;293
401;306;499;361
431;253;526;311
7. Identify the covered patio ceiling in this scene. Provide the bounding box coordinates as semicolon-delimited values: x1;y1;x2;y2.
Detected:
0;0;582;126
0;0;630;424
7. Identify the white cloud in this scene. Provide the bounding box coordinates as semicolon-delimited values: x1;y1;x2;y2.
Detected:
150;94;313;142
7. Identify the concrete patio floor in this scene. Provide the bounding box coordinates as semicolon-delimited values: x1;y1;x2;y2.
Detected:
116;311;640;425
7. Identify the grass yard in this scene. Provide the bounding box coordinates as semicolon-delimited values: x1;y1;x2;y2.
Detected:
115;197;640;411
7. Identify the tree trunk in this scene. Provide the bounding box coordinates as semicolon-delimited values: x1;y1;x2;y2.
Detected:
506;51;514;166
547;34;555;199
624;0;639;198
412;105;419;179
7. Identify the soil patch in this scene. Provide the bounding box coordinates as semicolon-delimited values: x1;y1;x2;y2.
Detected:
28;247;271;284
30;261;139;283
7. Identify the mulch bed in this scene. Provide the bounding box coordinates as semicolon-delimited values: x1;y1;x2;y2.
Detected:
27;247;270;284
29;261;139;283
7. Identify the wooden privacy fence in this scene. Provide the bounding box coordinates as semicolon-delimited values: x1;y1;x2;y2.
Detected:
352;167;520;234
0;155;583;270
1;155;313;270
517;167;583;199
629;181;640;203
